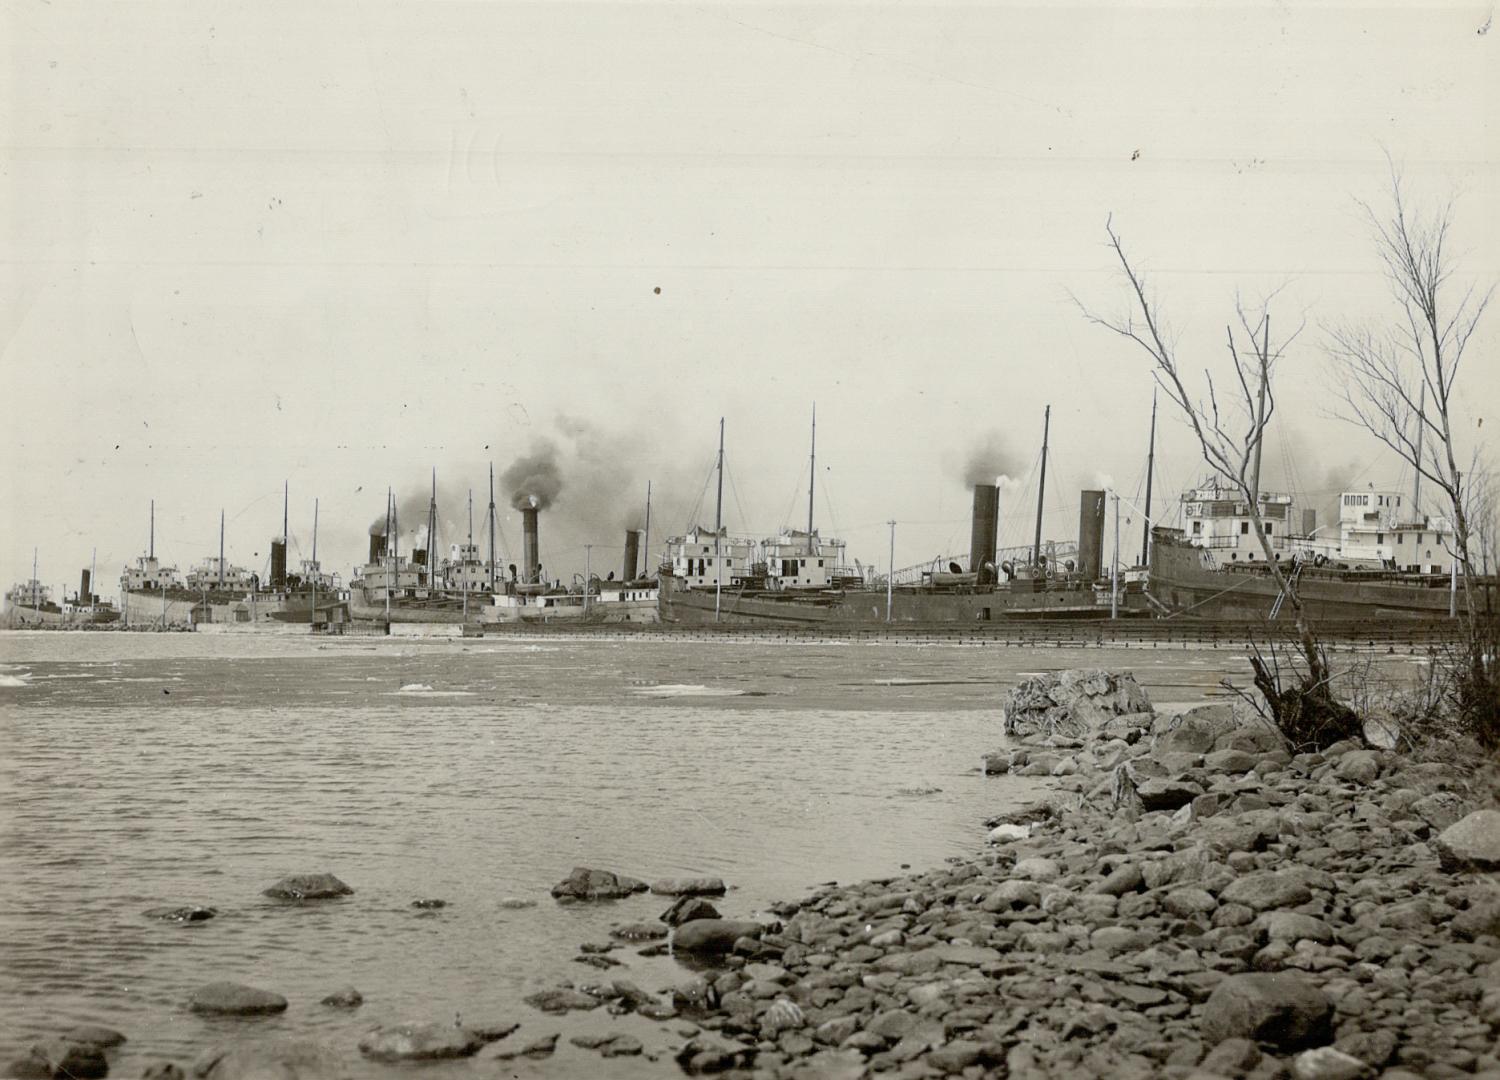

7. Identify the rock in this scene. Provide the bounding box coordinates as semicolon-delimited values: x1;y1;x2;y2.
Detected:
650;876;727;896
549;867;648;901
1200;1036;1263;1075
5;1051;51;1079
982;751;1011;775
987;823;1030;843
1360;715;1400;750
261;874;353;901
144;905;216;923
497;898;536;909
674;1033;755;1075
411;898;447;909
1452;896;1500;941
760;998;805;1036
672;918;765;954
141;1064;185;1080
1290;1046;1372;1080
27;1040;107;1079
1091;863;1144;896
61;1026;126;1049
196;1039;351;1080
1165;887;1219;918
610;921;667;941
1200;972;1333;1050
1218;871;1314;912
1002;669;1154;739
494;1033;558;1059
1334;750;1381;785
570;1033;644;1057
187;982;288;1016
1335;1030;1397;1068
523;987;602;1013
319;986;363;1007
464;1018;520;1041
1411;792;1468;831
1013;857;1061;882
357;1023;483;1062
661;896;722;926
1204;749;1259;774
1137;777;1206;811
1434;810;1500;871
1253;911;1334;944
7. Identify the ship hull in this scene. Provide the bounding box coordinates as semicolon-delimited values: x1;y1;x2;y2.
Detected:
348;588;471;624
1146;534;1482;621
657;577;1142;626
121;588;347;628
3;602;121;628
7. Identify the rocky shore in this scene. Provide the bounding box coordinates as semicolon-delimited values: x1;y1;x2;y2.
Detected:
8;669;1499;1080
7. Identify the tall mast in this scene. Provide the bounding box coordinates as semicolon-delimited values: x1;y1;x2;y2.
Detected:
465;489;472;619
282;481;288;546
89;548;96;604
1032;405;1050;567
487;463;497;591
643;481;652;580
385;487;394;622
714;418;725;622
219;509;225;588
1142;388;1157;564
1413;381;1425;520
32;549;38;609
311;497;319;627
150;500;155;560
807;402;816;555
427;469;438;587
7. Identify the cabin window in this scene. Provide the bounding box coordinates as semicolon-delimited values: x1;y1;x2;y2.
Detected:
1240;522;1249;534
1192;521;1202;535
1265;523;1273;535
1377;533;1385;544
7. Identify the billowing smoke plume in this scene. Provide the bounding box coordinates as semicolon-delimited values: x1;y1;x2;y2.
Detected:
502;443;564;511
961;431;1024;488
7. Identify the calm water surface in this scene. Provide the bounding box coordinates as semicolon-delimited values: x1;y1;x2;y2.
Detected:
0;632;1241;1076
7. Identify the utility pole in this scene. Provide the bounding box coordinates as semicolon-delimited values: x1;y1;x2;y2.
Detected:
1142;388;1157;565
1111;492;1121;620
385;487;393;625
886;520;896;624
1033;405;1050;568
714;418;725;623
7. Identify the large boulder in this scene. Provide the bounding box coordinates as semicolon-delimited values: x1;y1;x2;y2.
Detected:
650;877;727;896
660;896;722;926
357;1023;484;1062
1200;972;1333;1049
196;1039;352;1080
549;867;648;901
1434;810;1500;872
1002;669;1153;739
188;982;288;1016
262;874;352;901
672;918;766;954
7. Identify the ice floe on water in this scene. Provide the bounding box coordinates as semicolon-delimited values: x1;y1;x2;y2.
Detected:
631;684;747;698
0;672;31;688
386;683;475;697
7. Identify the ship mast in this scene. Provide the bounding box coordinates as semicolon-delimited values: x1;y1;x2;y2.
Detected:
807;402;816;555
1032;405;1050;568
385;487;394;623
1142;388;1157;565
487;463;498;591
464;488;472;620
427;469;438;589
310;497;319;629
282;481;288;552
89;548;95;606
714;418;724;623
643;481;652;581
32;548;38;609
150;499;155;561
219;509;225;589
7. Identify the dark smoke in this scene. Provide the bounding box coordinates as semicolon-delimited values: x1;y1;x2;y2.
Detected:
961;431;1024;488
502;442;564;511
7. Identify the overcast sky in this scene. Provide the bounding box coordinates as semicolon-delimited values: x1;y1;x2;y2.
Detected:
3;0;1496;594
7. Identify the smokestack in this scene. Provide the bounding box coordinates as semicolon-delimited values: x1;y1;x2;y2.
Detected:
79;568;91;604
522;506;539;585
369;533;386;564
412;547;427;568
1302;508;1317;537
623;529;641;582
270;538;287;591
969;484;999;585
1078;490;1106;581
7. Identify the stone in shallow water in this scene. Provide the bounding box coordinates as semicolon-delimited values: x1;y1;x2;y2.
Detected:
411;898;447;909
144;905;216;923
523;987;603;1013
494;1033;558;1059
549;867;648;901
261;873;353;901
188;982;288;1016
28;1040;107;1080
672;918;765;954
320;986;363;1008
650;876;727;896
610;921;667;941
357;1022;483;1062
62;1026;126;1049
660;896;721;926
497;897;537;909
196;1039;351;1080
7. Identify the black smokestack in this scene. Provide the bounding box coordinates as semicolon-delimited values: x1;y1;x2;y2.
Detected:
1078;490;1106;581
969;485;999;585
270;538;287;591
623;530;640;582
369;533;386;564
79;568;91;604
503;444;564;511
522;506;540;585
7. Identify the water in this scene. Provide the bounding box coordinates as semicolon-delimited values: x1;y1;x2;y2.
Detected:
0;632;1241;1076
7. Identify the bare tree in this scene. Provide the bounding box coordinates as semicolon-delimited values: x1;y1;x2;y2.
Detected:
1078;218;1356;742
1325;167;1497;745
1325;169;1493;610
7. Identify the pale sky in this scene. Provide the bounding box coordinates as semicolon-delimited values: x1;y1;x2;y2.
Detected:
3;0;1496;594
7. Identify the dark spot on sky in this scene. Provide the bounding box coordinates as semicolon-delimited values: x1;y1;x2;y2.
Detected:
653;286;661;295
